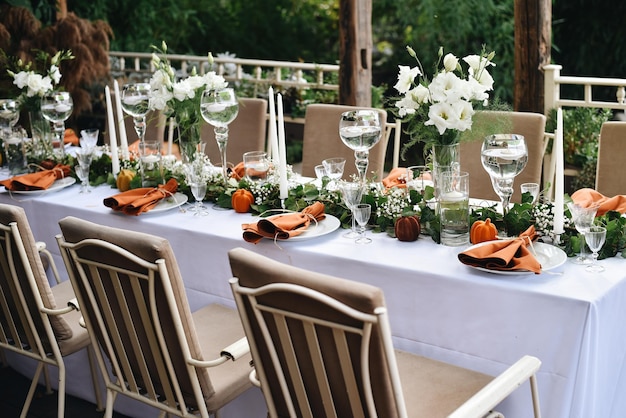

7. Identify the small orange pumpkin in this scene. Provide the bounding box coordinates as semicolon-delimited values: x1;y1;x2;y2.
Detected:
232;189;254;213
395;215;421;242
470;218;498;244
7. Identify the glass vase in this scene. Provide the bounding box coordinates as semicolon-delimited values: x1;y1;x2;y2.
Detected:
177;120;203;163
432;142;461;197
28;109;54;162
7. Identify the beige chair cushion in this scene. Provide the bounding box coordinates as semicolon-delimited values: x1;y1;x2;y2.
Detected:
202;97;268;165
300;104;389;180
460;111;547;202
0;203;73;341
596;121;626;196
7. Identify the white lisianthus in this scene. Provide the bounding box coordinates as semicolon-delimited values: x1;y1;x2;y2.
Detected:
394;65;421;94
49;65;61;84
443;53;459;72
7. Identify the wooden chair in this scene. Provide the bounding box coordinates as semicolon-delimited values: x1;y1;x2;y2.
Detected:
201;97;268;166
0;204;101;418
228;247;542;418
56;217;252;418
300;104;389;180
596;121;626;196
460;111;547;202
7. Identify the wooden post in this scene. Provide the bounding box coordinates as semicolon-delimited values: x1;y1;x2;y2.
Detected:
514;0;551;113
57;0;68;19
338;0;372;106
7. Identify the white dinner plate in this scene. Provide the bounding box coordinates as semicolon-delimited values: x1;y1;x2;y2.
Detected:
265;214;340;241
4;176;76;195
148;192;188;213
464;241;568;275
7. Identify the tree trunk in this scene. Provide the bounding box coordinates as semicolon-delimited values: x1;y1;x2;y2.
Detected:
57;0;68;19
514;0;551;113
338;0;372;106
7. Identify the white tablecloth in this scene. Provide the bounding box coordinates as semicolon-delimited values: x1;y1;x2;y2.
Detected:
2;182;626;418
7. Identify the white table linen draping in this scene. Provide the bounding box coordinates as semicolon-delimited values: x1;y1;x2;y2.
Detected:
1;182;626;418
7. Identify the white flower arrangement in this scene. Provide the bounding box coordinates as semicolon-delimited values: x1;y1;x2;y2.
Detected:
393;46;496;149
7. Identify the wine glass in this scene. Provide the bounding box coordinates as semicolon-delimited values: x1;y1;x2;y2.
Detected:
322;157;345;190
520;182;540;204
338;181;363;239
481;134;528;227
339;110;382;184
183;162;208;216
80;128;99;152
567;202;598;264
200;87;239;184
354;203;372;244
40;90;73;158
121;83;151;143
74;147;93;193
585;226;606;273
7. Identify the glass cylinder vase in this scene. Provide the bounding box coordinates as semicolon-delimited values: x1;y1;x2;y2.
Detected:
432;142;461;197
28;109;54;162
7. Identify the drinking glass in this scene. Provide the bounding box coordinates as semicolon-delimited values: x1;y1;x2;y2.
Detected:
121;83;151;143
481;134;528;233
322;157;345;190
339;109;382;184
80;128;99;152
354;203;372;244
74;147;93;193
1;99;23;174
183;162;208;216
406;165;433;194
314;165;326;180
438;171;470;246
243;151;270;184
200;87;239;184
567;202;598;264
338;181;363;239
520;182;540;204
0;98;20;139
138;140;163;187
585;226;606;273
41;90;73;158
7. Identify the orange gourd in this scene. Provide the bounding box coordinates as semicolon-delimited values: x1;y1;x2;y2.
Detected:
232;189;254;213
470;218;498;244
395;215;421;242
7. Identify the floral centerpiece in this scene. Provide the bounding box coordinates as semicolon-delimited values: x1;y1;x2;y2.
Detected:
393;46;496;168
148;41;227;162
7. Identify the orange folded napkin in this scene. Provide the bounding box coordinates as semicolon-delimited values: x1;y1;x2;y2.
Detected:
103;178;178;216
0;164;71;191
571;188;626;216
458;226;542;274
230;162;245;181
382;167;408;189
242;202;326;244
64;128;79;145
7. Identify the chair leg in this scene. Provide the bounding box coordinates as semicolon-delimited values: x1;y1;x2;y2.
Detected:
20;362;44;418
86;346;104;411
42;363;53;394
104;390;117;418
57;362;66;418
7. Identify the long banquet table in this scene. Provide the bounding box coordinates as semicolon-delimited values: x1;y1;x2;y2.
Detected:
1;180;626;418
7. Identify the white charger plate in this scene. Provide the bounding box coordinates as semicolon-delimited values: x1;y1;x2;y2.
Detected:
4;177;76;195
464;241;567;275
265;214;340;241
148;193;188;213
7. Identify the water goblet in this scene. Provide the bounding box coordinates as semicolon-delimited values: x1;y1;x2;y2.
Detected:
183;162;209;216
121;83;151;143
74;148;93;193
40;90;73;158
520;182;540;204
354;203;372;244
567;202;598;264
80;128;99;152
339;109;382;184
481;134;528;235
322;157;346;190
200;87;239;185
585;226;606;273
243;151;270;184
338;181;363;239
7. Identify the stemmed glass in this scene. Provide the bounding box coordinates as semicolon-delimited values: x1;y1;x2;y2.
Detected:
200;87;239;184
481;134;528;234
585;226;606;273
183;162;208;216
74;148;93;193
354;203;372;244
40;90;73;158
0;99;20;138
567;202;598;264
339;110;382;184
121;83;151;143
338;181;363;239
322;157;345;190
80;128;99;152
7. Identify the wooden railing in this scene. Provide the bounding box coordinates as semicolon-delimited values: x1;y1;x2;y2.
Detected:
542;64;626;197
109;51;340;96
